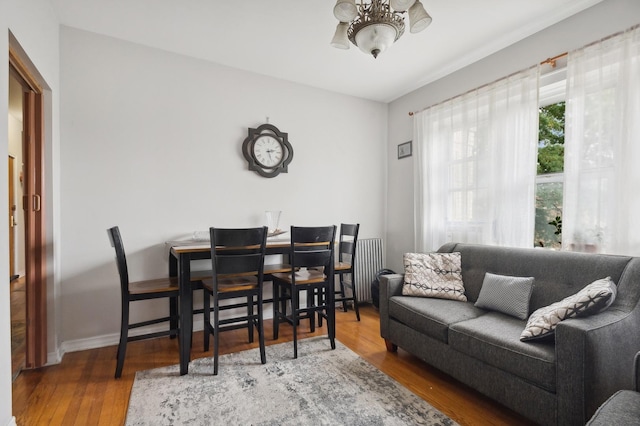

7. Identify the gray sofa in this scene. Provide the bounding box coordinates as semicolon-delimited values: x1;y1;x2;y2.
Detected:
587;352;640;425
379;243;640;425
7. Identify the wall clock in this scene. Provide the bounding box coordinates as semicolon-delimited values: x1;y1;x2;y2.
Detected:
242;123;294;178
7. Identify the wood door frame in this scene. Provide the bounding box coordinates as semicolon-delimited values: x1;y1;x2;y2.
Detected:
9;46;48;369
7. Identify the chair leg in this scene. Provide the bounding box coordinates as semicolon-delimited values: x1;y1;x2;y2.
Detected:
203;290;211;352
273;280;280;340
247;295;254;343
328;281;336;350
257;294;266;365
307;288;315;332
349;275;361;321
213;299;220;375
317;286;324;327
338;272;348;312
115;303;129;379
292;283;298;359
169;296;179;339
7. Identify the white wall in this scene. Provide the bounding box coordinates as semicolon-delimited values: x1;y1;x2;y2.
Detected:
386;0;640;272
1;0;60;423
58;27;387;348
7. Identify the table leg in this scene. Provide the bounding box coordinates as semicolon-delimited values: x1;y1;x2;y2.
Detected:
178;253;193;375
168;254;179;335
328;272;336;349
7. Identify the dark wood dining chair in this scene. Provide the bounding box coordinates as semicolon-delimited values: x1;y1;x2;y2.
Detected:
271;225;337;358
202;226;268;375
108;226;179;379
333;223;360;320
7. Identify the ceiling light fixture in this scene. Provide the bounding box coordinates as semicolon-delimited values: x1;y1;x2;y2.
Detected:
331;0;432;58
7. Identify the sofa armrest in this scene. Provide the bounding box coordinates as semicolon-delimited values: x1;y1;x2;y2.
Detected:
379;273;404;339
556;308;640;425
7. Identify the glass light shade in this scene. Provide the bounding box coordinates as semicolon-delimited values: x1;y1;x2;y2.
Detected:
389;0;416;12
333;0;358;22
354;23;398;58
408;0;432;33
331;22;350;49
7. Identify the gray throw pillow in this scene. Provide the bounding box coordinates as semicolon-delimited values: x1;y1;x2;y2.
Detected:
520;276;617;342
402;252;467;302
474;273;535;320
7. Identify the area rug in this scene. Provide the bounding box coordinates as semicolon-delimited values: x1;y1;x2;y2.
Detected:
126;336;457;425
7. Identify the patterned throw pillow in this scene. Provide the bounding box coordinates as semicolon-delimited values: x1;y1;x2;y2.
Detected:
520;277;617;341
474;273;535;320
402;252;467;302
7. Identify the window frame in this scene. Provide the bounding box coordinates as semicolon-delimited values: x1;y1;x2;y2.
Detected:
534;62;567;248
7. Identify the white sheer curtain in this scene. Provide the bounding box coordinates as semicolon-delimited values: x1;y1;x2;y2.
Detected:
563;25;640;255
413;67;539;252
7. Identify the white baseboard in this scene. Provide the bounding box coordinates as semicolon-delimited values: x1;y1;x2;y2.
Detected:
58;308;276;356
59;320;207;355
5;417;17;426
47;346;63;366
60;331;120;354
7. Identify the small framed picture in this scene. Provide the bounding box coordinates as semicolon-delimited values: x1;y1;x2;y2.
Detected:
398;141;412;159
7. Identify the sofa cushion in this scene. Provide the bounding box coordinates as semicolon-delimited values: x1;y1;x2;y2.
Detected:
449;312;557;392
389;296;485;343
474;273;534;320
437;243;631;311
402;252;467;301
520;276;617;341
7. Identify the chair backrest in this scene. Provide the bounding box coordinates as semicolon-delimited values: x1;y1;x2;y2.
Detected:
210;227;268;291
290;226;337;279
107;226;129;294
338;223;359;266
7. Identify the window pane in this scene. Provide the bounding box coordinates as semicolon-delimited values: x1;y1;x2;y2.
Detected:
535;182;563;248
535;100;565;248
537;101;565;174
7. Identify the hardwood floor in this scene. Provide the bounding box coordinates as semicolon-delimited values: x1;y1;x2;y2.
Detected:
12;305;534;425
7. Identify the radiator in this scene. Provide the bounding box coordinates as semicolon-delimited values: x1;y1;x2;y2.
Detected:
352;238;384;303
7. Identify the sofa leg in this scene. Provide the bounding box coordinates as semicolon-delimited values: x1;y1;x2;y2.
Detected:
385;339;398;352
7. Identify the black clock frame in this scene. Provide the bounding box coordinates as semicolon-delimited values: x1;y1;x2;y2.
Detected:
242;123;294;178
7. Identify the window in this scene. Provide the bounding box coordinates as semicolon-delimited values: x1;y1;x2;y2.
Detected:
534;66;566;249
413;68;539;252
450;129;477;223
415;27;640;255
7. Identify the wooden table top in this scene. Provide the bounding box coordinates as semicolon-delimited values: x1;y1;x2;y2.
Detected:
167;237;291;255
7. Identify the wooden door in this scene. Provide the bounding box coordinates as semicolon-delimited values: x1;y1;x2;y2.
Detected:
22;90;47;368
10;47;48;368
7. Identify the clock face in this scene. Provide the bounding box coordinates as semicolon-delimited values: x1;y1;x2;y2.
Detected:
242;123;294;178
254;135;284;168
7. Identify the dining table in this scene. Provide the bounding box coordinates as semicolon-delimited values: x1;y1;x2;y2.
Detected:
167;235;291;375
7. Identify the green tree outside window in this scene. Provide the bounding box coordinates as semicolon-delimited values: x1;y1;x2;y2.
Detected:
535;101;565;248
537;102;565;174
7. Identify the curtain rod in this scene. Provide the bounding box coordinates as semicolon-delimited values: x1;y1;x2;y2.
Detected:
409;23;640;117
539;52;568;68
408;64;538;117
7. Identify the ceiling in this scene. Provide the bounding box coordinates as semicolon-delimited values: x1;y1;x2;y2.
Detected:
50;0;603;103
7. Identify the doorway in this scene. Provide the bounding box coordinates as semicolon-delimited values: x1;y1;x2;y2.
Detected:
8;43;48;375
8;77;26;379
